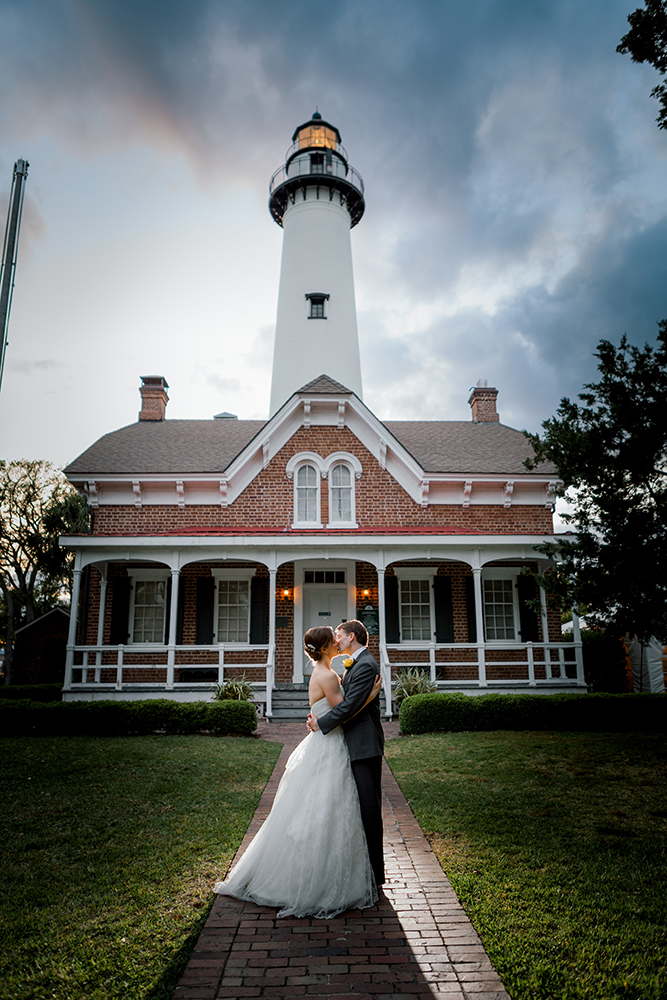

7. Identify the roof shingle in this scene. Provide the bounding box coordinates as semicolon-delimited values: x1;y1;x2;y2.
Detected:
64;416;554;477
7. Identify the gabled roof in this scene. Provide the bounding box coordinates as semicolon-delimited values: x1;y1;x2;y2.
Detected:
15;607;70;635
296;374;352;394
64;420;266;475
63;378;555;479
385;421;550;475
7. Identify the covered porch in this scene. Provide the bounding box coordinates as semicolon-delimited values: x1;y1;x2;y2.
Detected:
60;533;585;715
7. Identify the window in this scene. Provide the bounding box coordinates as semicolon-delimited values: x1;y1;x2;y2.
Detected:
306;292;329;319
483;578;516;640
329;463;352;522
128;569;170;644
133;579;166;642
400;579;432;641
304;570;346;584
217;579;250;642
296;463;319;523
212;569;257;643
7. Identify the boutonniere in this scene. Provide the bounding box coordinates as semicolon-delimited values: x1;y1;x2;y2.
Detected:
342;657;355;668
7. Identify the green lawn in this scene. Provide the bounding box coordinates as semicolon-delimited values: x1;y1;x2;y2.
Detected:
0;735;281;1000
386;731;667;1000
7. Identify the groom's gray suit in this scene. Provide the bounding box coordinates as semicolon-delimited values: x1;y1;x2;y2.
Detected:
317;647;385;885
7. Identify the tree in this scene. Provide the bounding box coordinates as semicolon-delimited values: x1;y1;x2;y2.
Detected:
525;321;667;642
618;0;667;129
0;460;89;684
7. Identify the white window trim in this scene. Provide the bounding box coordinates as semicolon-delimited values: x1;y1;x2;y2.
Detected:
288;454;323;529
127;568;170;645
393;568;436;645
211;568;256;645
481;568;521;644
324;452;361;529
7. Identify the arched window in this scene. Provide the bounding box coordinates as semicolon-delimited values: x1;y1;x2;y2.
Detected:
296;463;319;524
329;463;352;522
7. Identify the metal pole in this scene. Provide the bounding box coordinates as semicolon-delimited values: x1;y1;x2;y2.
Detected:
0;159;29;394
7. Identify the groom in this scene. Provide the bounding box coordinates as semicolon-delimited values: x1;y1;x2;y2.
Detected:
307;620;385;887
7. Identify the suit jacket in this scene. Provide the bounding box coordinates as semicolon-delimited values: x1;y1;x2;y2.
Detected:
317;647;385;761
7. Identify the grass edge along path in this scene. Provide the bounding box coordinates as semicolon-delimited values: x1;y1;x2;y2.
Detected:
0;734;281;1000
385;730;667;1000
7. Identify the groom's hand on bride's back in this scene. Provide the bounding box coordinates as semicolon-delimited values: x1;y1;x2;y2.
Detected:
306;713;319;732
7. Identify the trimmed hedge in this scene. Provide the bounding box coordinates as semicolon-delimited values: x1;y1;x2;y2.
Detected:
0;697;257;737
398;691;667;735
0;684;63;702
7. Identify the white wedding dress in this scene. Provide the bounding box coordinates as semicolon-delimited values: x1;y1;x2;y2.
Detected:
214;696;378;918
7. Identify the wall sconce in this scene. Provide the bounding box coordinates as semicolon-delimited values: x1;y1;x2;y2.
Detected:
280;588;291;600
361;589;370;598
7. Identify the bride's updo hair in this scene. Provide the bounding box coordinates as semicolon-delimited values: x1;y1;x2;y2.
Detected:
303;626;335;662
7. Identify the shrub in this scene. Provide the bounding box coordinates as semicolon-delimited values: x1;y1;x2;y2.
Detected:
392;667;436;706
0;698;257;737
211;674;253;702
561;630;630;692
398;691;667;735
0;684;62;702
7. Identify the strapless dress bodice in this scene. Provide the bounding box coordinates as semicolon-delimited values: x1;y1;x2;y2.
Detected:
309;696;331;718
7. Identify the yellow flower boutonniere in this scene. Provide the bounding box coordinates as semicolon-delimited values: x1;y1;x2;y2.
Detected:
342;657;355;668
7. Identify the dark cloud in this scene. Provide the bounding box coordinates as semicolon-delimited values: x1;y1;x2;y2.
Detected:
0;0;665;432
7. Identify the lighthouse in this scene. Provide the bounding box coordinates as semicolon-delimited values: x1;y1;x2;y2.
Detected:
268;112;365;414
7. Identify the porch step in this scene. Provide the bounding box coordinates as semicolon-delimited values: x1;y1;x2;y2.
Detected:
269;683;310;720
267;683;390;721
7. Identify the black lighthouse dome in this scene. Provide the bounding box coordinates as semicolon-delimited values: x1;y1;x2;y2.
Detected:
269;112;365;228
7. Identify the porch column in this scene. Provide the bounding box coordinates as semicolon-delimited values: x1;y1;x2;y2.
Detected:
166;568;180;690
95;566;108;683
539;583;552;679
377;568;386;648
64;563;83;692
267;568;276;718
376;564;391;718
472;567;487;687
572;605;585;686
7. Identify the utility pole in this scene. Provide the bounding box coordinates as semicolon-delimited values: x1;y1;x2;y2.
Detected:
0;158;29;395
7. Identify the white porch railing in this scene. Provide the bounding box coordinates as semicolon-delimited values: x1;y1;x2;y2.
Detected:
64;642;274;714
383;640;585;689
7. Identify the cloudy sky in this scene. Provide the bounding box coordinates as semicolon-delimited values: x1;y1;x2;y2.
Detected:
0;0;665;468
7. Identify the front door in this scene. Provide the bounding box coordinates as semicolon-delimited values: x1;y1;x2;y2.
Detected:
302;585;348;675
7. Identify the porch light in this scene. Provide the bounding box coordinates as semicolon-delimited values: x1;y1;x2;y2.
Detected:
281;588;291;600
361;589;370;597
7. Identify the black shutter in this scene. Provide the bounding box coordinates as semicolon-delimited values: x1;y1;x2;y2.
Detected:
176;575;186;645
385;575;400;643
164;575;172;644
109;577;131;645
465;575;477;643
195;577;215;644
517;575;539;642
249;576;269;644
433;576;454;643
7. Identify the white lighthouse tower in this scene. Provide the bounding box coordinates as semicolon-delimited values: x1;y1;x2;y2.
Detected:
268;112;365;414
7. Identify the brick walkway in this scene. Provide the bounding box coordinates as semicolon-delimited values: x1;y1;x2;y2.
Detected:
173;721;509;1000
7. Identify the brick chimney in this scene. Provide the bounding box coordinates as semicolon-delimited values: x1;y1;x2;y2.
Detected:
138;376;169;421
468;379;499;422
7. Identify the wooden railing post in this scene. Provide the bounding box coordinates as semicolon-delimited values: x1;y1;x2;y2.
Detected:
64;565;82;692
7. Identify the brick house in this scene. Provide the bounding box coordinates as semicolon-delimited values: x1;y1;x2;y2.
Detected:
59;113;584;713
60;374;584;713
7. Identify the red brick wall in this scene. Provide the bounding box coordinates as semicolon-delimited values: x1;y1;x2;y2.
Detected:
91;426;554;535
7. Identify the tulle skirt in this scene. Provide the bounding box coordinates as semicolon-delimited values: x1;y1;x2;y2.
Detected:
214;697;377;918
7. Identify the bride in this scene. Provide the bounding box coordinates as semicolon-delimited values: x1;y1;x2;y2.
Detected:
214;625;380;918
